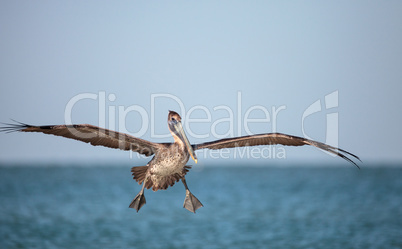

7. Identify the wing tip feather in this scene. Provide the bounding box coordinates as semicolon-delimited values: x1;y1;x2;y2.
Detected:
0;120;32;133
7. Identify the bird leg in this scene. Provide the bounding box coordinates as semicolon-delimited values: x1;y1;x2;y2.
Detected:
129;176;148;212
182;178;203;213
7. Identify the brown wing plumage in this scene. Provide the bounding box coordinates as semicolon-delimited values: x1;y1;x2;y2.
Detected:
0;121;159;157
193;133;361;168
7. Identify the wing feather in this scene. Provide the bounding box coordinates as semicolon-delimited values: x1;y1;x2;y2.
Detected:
194;133;361;168
0;122;158;157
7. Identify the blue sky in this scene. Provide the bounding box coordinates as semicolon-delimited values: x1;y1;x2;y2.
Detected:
0;1;401;165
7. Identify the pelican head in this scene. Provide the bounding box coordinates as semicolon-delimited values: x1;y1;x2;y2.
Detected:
167;111;198;164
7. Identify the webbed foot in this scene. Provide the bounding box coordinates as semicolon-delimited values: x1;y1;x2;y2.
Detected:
183;190;203;213
129;192;146;212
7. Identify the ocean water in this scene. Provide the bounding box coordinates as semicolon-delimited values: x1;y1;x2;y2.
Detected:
0;164;401;249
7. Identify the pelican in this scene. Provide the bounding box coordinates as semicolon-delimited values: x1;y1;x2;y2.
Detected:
0;110;360;213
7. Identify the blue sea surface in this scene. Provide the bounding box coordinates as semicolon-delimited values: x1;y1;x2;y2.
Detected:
0;164;401;249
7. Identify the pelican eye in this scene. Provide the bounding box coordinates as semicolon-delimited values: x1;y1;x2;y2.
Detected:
171;117;175;121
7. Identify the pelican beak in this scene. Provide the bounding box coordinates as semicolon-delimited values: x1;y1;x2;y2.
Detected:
170;120;198;164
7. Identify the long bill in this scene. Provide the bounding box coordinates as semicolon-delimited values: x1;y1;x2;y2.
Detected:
173;121;198;164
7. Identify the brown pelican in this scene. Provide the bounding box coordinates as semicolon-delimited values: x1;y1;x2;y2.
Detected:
0;110;360;213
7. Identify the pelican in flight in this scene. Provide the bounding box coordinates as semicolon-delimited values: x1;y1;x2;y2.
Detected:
0;111;360;213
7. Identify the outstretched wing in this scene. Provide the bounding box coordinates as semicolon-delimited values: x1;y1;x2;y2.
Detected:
0;121;159;157
193;133;361;168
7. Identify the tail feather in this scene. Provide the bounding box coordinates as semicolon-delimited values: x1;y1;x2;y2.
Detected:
131;166;148;184
131;165;193;191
